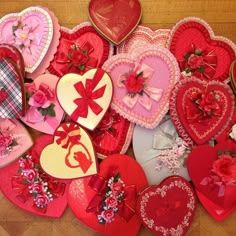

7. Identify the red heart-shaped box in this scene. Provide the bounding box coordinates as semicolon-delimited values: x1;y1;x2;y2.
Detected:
68;154;148;236
136;176;197;236
0;135;70;218
187;141;236;211
88;0;142;45
167;17;236;82
170;77;235;145
230;60;236;93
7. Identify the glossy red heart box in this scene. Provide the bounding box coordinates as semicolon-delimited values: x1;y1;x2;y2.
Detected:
0;135;70;218
136;176;196;236
170;77;235;145
88;0;142;45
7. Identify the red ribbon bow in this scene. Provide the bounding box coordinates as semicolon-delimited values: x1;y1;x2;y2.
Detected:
55;123;81;149
86;170;137;222
56;40;98;75
71;69;106;120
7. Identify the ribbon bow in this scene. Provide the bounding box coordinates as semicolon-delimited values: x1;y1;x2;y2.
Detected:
86;170;137;222
55;123;81;149
70;69;106;120
56;40;98;75
117;62;163;110
179;44;217;80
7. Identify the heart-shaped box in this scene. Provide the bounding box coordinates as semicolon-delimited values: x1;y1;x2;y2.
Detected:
187;141;236;213
0;119;33;168
88;108;134;159
170;77;235;145
21;74;64;134
88;0;142;45
68;154;148;236
230;60;236;93
167;17;236;82
0;58;26;119
0;6;58;75
136;176;196;236
0;134;69;217
117;25;170;54
56;68;113;130
48;22;113;77
40;122;98;179
102;46;180;128
133;115;190;185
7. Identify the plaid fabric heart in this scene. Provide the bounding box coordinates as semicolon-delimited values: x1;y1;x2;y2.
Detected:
0;58;25;118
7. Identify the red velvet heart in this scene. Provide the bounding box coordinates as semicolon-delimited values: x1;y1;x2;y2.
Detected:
48;22;113;77
167;17;236;82
88;108;134;159
136;176;196;236
68;154;148;236
187;141;236;211
0;135;70;218
170;77;235;145
88;0;142;45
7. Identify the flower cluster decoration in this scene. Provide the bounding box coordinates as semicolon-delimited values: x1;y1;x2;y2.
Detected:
25;82;56;123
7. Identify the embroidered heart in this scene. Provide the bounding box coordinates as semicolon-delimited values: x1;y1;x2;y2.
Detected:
0;44;25;77
136;176;196;236
0;58;26;118
0;119;33;168
88;108;134;159
68;154;148;236
117;25;170;54
88;0;141;45
0;135;69;217
102;46;180;128
57;68;113;130
48;22;113;77
167;17;236;82
0;6;55;74
20;74;64;134
133;116;190;185
40;122;97;179
187;141;236;217
170;77;235;145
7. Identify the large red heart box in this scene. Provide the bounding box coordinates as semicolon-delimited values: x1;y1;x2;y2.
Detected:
167;17;236;82
88;0;142;45
170;77;235;145
0;135;70;218
68;154;148;236
136;176;196;236
187;141;236;210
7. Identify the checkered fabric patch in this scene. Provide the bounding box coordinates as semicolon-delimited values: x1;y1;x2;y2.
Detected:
0;59;22;118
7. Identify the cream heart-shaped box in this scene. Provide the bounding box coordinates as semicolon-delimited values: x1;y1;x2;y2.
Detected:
40;122;97;179
56;68;113;130
102;46;180;128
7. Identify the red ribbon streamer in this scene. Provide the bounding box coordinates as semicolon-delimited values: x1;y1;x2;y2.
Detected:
71;69;106;120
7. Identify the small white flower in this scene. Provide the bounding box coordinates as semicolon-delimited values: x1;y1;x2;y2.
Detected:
229;124;236;140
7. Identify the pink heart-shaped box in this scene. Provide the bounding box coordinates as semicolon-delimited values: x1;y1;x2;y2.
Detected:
102;46;180;128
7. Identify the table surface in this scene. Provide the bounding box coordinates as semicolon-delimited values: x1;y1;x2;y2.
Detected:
0;0;236;236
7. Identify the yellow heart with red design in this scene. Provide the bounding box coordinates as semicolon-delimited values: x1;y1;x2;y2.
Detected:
56;68;113;130
40;122;98;179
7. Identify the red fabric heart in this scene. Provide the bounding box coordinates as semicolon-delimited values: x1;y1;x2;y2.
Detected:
0;135;70;218
88;0;141;45
187;141;236;212
48;22;112;77
170;77;235;145
168;17;236;82
136;176;196;236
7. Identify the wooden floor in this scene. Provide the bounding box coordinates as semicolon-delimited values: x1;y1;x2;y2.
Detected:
1;0;236;235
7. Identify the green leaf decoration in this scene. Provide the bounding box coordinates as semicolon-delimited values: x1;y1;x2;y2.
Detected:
68;53;72;59
17;168;22;173
199;65;205;73
11;140;18;147
217;150;223;156
184;53;190;60
232;153;236;157
114;173;120;182
22;179;28;184
47;104;56;117
185;68;191;73
136;71;143;78
79;64;85;71
82;49;88;55
224;150;231;155
31;192;37;197
195;49;202;56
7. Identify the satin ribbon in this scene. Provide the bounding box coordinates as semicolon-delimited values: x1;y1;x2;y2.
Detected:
55;123;81;149
56;40;98;74
117;62;163;110
86;171;137;222
185;89;221;124
71;69;106;120
179;44;217;79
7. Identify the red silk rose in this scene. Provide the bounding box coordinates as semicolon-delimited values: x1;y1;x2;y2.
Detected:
188;54;204;69
101;209;115;223
110;181;124;196
124;72;145;93
0;133;13;151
